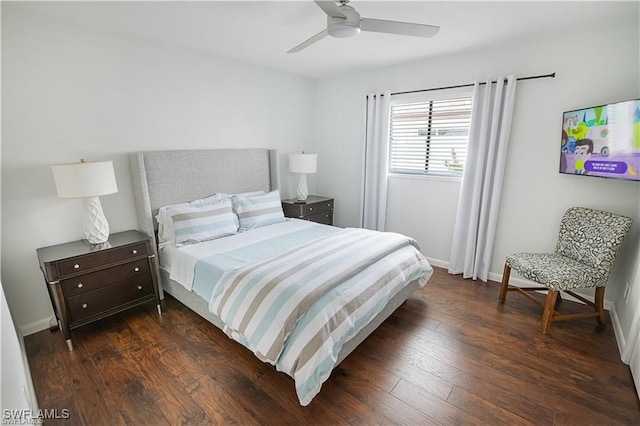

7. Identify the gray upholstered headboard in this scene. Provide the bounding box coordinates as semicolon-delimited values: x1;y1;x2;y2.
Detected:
129;149;280;246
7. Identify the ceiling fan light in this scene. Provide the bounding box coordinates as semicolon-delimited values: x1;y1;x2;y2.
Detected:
328;22;361;38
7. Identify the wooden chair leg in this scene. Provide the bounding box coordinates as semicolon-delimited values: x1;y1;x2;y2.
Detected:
498;264;511;303
595;287;606;326
540;290;558;334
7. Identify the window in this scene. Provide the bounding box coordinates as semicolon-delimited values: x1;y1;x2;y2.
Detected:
389;95;472;177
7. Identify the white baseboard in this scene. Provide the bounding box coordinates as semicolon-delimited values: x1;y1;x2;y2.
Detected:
20;316;55;336
425;256;449;269
610;307;627;360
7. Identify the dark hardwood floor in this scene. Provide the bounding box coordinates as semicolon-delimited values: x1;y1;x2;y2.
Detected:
25;267;640;425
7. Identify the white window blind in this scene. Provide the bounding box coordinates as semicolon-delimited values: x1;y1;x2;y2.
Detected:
389;96;472;176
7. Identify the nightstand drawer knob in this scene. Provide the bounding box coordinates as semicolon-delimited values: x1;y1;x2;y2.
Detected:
137;285;143;290
74;264;80;269
82;303;88;309
77;283;83;288
132;249;138;255
309;207;313;211
134;267;140;272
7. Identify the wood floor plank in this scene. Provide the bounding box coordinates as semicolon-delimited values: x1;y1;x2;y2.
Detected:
377;319;638;425
392;378;485;425
92;343;170;425
105;322;204;424
329;365;439;425
348;325;455;401
23;267;639;425
446;385;534;425
417;292;639;420
26;328;126;426
361;329;556;425
338;353;402;393
397;303;638;410
186;375;260;425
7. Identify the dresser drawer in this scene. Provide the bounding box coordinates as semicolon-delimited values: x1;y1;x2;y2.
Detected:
56;242;148;276
61;259;150;298
67;276;154;322
303;210;333;225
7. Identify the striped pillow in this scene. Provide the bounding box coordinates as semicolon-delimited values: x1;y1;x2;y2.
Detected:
156;201;193;248
232;190;285;231
169;198;238;246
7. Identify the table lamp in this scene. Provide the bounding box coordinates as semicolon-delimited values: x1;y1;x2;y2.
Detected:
51;159;118;244
289;152;317;202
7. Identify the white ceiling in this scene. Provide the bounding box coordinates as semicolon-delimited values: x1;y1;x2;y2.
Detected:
13;1;639;79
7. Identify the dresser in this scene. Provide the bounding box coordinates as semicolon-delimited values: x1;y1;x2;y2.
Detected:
36;230;161;351
282;195;334;225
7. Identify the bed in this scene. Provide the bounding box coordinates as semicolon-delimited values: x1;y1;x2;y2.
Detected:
129;148;433;405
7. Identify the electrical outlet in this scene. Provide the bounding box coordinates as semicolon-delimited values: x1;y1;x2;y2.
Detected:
623;282;631;303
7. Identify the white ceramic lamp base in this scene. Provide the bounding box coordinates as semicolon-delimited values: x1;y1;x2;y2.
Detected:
296;174;309;202
82;196;110;244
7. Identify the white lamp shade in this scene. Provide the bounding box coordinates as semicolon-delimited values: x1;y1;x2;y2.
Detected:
51;160;118;198
289;153;317;174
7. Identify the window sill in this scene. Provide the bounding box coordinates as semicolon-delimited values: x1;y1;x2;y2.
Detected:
388;173;463;183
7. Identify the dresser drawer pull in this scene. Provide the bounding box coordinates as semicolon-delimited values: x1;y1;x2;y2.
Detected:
134;267;140;272
325;214;329;218
309;207;313;211
132;249;138;255
82;303;88;309
74;264;80;269
77;283;83;288
327;203;331;207
137;285;143;290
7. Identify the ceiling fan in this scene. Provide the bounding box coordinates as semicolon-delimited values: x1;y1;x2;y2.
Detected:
288;0;440;53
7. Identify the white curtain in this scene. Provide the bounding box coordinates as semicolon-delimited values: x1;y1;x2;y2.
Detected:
361;91;391;231
448;76;517;281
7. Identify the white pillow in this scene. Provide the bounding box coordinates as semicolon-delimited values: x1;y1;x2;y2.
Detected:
190;193;225;207
191;190;266;207
232;190;285;231
169;198;238;246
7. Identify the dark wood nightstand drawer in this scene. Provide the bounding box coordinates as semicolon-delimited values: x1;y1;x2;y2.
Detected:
283;199;333;217
303;210;333;225
68;276;154;322
56;242;148;276
301;199;333;216
62;259;151;298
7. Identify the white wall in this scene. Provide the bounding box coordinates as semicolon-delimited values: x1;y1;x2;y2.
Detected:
386;176;461;266
1;6;315;333
314;16;640;347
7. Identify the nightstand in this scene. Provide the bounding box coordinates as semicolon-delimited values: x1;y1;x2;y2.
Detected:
36;230;161;351
282;195;334;225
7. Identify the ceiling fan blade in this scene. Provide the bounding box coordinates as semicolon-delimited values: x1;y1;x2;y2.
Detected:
314;0;347;19
360;18;440;38
287;29;329;53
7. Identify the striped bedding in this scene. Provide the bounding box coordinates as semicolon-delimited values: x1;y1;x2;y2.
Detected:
202;225;433;405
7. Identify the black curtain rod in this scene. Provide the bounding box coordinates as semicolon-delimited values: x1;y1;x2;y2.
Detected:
367;72;556;98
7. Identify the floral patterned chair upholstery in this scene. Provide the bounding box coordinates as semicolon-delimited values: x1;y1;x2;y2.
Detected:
498;207;632;334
